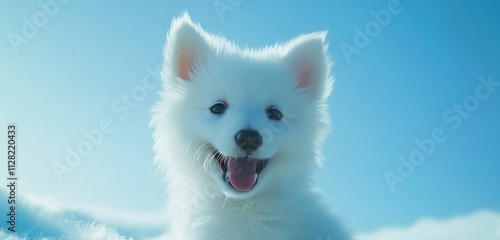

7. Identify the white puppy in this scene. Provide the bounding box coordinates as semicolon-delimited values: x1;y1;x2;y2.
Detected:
152;13;351;240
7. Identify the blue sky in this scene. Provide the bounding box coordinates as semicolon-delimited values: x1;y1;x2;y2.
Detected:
1;0;500;239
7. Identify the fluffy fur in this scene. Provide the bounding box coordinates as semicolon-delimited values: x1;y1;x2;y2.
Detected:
152;13;351;240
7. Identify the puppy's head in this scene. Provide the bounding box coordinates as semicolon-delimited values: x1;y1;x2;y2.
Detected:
152;13;333;199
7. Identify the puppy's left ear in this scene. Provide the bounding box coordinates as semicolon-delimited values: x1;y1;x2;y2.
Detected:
285;32;332;99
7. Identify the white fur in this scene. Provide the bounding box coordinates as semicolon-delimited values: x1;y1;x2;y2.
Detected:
152;13;351;240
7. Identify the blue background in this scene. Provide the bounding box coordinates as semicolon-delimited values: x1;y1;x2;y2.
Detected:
1;0;499;237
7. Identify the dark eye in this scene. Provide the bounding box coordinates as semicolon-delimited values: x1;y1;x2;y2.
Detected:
266;107;283;121
210;102;227;114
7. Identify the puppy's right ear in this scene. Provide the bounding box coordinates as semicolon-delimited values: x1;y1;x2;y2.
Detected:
164;13;209;81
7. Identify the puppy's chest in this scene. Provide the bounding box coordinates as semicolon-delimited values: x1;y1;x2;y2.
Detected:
188;204;305;240
191;215;302;240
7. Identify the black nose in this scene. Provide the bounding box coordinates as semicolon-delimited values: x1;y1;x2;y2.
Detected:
235;129;262;154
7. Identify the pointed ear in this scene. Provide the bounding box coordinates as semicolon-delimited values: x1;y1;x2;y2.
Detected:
284;32;332;99
164;13;209;81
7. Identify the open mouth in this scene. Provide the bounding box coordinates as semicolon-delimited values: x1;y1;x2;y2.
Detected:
213;150;268;192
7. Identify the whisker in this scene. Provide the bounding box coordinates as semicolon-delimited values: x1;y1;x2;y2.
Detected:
186;134;203;157
188;99;203;109
239;200;249;215
193;143;210;167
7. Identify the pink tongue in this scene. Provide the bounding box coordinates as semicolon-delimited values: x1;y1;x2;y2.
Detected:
228;158;258;192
